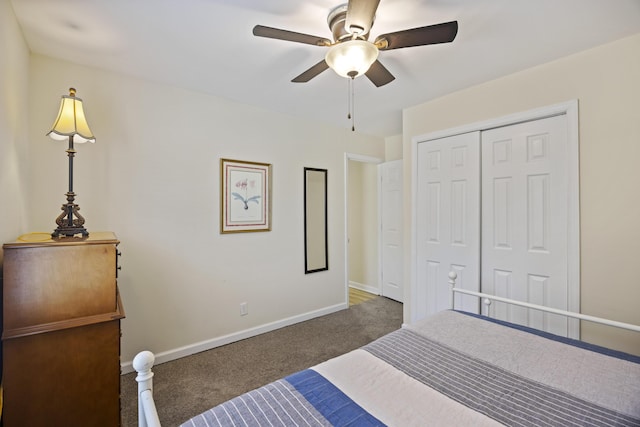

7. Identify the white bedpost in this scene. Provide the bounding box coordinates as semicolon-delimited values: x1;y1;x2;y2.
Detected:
448;271;458;310
483;298;492;317
133;351;161;427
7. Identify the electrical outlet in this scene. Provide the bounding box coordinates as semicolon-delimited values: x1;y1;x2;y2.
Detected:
240;302;248;316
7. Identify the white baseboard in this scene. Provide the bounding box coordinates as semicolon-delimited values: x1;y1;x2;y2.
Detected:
348;281;380;296
121;302;348;374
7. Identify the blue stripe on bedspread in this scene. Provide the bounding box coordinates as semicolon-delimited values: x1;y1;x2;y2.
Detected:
455;310;640;364
180;369;384;427
287;370;384;426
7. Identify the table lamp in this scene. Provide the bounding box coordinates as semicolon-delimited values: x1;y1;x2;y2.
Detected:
47;87;95;238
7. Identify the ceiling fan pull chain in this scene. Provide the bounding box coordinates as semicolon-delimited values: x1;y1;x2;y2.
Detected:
349;76;355;131
347;77;351;121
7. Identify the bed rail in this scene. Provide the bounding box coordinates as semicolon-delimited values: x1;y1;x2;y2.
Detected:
133;351;162;427
447;271;640;333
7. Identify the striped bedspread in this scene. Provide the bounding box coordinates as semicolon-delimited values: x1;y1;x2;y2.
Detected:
181;311;640;427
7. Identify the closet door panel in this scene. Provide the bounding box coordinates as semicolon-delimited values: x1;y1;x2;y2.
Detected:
416;131;481;319
481;115;570;336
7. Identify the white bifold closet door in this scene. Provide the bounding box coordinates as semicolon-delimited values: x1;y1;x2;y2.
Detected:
416;114;574;337
416;132;481;320
481;115;570;336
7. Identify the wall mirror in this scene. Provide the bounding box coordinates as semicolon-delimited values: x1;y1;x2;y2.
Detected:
304;167;328;274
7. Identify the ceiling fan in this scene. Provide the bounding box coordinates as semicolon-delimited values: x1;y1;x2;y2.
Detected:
253;0;458;87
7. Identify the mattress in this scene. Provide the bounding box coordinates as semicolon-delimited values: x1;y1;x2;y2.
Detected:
180;310;640;427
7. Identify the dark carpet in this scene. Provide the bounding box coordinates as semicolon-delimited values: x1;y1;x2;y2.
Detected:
120;296;403;426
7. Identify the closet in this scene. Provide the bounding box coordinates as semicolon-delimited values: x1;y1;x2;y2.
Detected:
413;103;579;338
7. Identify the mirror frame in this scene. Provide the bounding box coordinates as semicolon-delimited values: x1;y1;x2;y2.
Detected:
304;167;328;274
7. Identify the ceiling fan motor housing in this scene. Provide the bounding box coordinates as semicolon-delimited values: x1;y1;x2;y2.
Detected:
328;4;371;42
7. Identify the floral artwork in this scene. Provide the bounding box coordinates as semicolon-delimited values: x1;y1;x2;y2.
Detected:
220;159;272;233
232;178;261;210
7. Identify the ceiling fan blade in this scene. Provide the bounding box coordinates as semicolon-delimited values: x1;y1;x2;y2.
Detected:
375;21;458;50
292;60;330;83
253;25;331;47
345;0;381;35
365;60;395;87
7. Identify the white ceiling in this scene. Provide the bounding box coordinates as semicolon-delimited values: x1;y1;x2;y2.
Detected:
10;0;640;138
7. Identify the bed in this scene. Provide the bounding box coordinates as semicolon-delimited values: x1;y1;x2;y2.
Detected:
133;273;640;427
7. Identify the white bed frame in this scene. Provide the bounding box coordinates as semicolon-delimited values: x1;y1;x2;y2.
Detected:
133;351;162;427
446;272;640;333
133;271;640;427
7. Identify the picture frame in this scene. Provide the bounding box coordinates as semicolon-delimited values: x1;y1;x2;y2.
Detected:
220;158;272;233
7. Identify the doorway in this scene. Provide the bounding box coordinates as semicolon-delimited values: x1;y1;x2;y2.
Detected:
344;153;382;306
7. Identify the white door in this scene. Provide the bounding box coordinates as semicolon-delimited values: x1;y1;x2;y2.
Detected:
416;132;481;319
481;115;573;336
380;160;403;302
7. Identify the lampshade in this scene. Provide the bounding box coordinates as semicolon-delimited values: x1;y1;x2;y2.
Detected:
47;88;95;143
325;40;379;79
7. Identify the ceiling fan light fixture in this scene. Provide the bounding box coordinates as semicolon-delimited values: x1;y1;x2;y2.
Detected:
325;40;378;79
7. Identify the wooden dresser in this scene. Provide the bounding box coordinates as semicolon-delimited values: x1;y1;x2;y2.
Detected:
1;232;124;426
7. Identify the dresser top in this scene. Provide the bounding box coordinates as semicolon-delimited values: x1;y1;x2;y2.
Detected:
3;231;119;249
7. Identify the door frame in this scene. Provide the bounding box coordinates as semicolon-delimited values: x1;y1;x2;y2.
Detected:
410;100;580;328
344;153;383;305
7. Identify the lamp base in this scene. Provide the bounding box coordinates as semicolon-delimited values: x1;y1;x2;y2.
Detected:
52;195;89;239
52;224;89;239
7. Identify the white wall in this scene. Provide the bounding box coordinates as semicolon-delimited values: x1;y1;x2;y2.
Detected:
0;0;30;252
25;55;384;365
384;134;403;161
403;33;640;356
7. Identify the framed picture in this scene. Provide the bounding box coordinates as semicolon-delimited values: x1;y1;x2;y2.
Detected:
220;158;272;233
